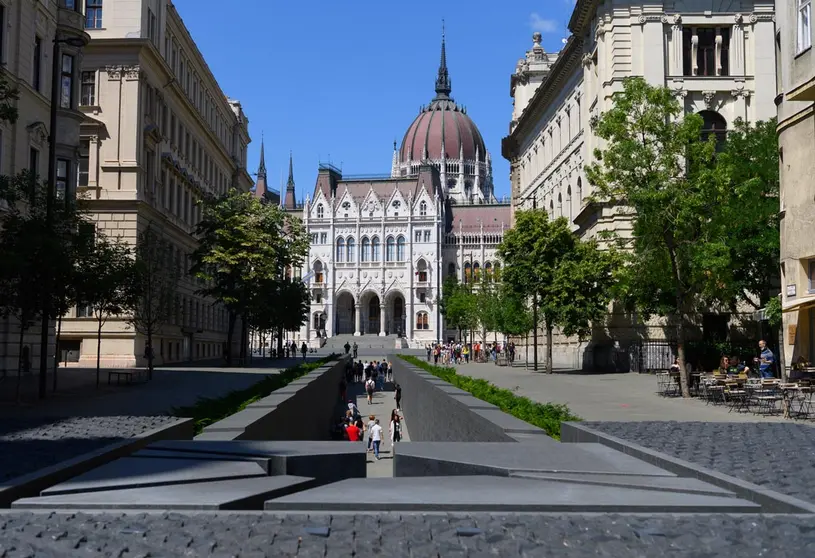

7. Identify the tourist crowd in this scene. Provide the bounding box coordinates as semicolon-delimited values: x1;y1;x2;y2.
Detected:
425;341;515;365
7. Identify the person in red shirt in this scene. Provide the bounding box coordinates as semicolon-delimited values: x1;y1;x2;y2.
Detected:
344;419;362;442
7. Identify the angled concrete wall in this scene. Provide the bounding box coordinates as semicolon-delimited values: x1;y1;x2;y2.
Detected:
391;357;548;443
197;357;349;441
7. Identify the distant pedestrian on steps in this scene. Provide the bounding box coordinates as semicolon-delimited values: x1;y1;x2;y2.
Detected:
369;419;383;460
394;383;402;411
365;377;375;404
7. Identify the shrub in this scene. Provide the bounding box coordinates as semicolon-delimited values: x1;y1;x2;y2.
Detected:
398;355;580;440
173;354;339;435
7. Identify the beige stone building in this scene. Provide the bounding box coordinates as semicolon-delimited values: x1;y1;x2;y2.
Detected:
0;1;89;376
503;0;777;370
58;0;253;367
777;0;815;367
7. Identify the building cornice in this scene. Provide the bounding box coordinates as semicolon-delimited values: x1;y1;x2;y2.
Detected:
502;36;583;160
569;0;599;34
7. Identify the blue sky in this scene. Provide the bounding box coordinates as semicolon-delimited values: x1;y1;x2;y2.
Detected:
174;0;575;200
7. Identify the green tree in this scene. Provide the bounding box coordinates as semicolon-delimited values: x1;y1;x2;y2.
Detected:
473;276;502;345
126;226;179;379
496;288;534;341
191;190;309;365
585;77;719;396
77;234;137;387
499;210;616;373
440;277;477;342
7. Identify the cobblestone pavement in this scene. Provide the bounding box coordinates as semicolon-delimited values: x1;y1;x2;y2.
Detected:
585;421;815;504
0;511;814;557
0;416;179;483
451;361;788;422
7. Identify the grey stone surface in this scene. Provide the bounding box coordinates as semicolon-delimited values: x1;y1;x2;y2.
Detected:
1;512;814;557
41;457;267;495
394;441;673;477
264;475;760;513
14;476;315;510
149;439;363;458
0;416;179;483
509;471;734;495
584;421;815;505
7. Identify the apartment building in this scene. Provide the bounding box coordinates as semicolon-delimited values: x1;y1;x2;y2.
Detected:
503;0;777;370
777;0;815;367
0;1;89;376
58;0;253;367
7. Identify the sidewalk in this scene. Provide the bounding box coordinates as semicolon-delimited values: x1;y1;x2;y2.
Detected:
353;378;410;478
450;360;790;423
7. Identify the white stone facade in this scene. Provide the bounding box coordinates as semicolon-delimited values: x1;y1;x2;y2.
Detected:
504;0;778;369
57;0;253;368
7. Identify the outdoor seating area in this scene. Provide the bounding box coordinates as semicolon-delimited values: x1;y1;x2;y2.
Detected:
657;371;815;420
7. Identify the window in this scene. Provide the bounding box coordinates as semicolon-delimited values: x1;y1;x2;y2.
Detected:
76;304;93;318
60;55;74;109
147;8;157;43
80;71;96;105
361;237;370;262
346;237;356;263
372;236;381;261
33;37;42;91
396;236;406;262
699;110;728;150
464;262;472;283
29;148;40;177
311;233;319;244
56;159;70;200
386;237;395;262
316;204;324;218
447;263;456;277
415;230;422;242
417;270;428;282
423;230;431;242
314;291;323;304
336;238;345;262
320;232;327;244
800;0;812;52
682;27;730;77
85;0;103;29
419;201;427;216
416;312;429;330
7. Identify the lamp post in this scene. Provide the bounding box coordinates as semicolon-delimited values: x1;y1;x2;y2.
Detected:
38;33;86;399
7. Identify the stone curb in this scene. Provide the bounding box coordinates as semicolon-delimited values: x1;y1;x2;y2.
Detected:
561;422;815;514
0;418;195;508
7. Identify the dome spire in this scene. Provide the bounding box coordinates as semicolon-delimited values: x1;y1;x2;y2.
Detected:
434;20;452;99
257;132;267;179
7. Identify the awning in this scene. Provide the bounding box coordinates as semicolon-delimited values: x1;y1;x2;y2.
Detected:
782;298;815;313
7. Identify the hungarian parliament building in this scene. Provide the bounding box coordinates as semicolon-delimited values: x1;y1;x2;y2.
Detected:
254;37;510;345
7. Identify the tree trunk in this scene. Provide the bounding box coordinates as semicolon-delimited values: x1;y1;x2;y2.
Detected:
525;332;529;370
665;239;691;398
545;322;554;374
96;316;103;388
226;312;236;366
277;327;283;360
240;317;248;366
777;319;786;382
675;317;690;398
532;294;539;372
16;324;25;403
52;314;62;392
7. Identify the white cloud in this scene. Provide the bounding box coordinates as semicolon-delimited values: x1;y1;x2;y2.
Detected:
529;12;559;34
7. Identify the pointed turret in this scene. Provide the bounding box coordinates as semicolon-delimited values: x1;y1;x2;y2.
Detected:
434;20;452;100
391;140;399;177
283;151;297;209
253;134;269;201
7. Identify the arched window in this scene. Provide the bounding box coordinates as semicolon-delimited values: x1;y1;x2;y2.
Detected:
464;262;472;283
549;199;554;218
566;185;573;219
372;236;381;261
416;311;429;330
419;201;427;216
577;178;582;202
473;261;481;281
557;193;563;217
361;237;370;262
699;110;728;149
493;262;502;281
313;261;324;284
316;204;324;219
386;236;396;262
346;237;356;263
447;262;456;277
416;259;428;282
336;237;345;262
484;261;493;281
396;236;406;261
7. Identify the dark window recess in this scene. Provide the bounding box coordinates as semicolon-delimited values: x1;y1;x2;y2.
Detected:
699;110;728;150
56;158;70;200
29;148;39;178
720;28;730;76
33;37;42;91
78;139;90;186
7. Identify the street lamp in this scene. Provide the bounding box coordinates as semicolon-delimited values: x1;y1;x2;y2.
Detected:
38;33;86;399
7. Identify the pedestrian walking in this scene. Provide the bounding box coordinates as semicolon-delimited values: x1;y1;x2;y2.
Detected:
300;342;307;360
353;342;358;359
394;382;402;411
387;360;393;382
369;419;383;460
344;418;362;442
365;377;375;404
344;341;351;355
348;399;360;420
366;414;376;452
389;409;402;448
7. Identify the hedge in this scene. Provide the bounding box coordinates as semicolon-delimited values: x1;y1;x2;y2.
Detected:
397;354;580;440
173;354;339;435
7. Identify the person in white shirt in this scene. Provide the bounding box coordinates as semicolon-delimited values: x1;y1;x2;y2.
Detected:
369;419;383;460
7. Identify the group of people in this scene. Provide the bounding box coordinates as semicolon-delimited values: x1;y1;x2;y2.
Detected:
335;358;403;460
670;340;777;379
426;341;516;366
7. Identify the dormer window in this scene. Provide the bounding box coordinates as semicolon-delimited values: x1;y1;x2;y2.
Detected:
392;200;401;209
419;201;427;216
316;204;324;218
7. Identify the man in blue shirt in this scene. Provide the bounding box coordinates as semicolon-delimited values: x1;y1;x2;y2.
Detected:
757;340;775;379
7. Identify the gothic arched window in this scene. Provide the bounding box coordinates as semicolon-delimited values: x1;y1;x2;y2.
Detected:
416;311;429;330
346;237;355;263
361;237;370;262
419;201;427;216
372;236;381;261
316;204;324;219
386;236;396;262
396;236;406;261
699;110;728;150
336;237;345;263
